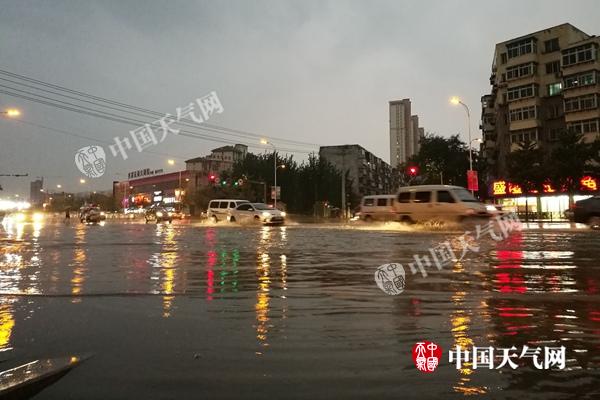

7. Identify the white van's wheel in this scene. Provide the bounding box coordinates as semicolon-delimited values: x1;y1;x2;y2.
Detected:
364;215;373;222
211;215;218;223
229;216;236;223
400;216;414;225
589;216;600;229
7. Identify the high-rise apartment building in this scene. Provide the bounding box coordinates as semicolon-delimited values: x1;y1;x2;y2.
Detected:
481;23;599;176
389;99;424;167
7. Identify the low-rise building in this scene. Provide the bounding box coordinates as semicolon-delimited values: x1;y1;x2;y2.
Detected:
319;145;394;199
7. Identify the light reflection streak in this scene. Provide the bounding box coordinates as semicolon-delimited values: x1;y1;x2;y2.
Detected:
450;261;486;395
149;223;179;318
70;223;87;303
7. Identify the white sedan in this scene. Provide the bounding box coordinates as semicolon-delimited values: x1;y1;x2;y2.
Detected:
228;203;285;225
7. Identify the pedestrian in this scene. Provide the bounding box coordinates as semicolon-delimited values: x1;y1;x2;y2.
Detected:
64;208;71;224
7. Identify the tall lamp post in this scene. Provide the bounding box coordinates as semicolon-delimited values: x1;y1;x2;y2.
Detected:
260;139;278;209
450;96;474;171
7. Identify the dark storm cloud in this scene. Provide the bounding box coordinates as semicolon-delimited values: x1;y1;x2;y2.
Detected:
0;0;598;195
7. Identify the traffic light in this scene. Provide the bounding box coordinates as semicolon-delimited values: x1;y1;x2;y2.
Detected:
407;166;419;176
209;174;216;182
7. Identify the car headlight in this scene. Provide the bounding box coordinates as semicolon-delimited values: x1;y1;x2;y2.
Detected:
100;211;106;216
168;212;173;216
156;212;163;217
16;213;26;222
262;212;270;217
33;212;44;222
281;212;286;217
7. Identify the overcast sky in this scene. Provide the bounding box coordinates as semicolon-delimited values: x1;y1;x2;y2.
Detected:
0;0;598;196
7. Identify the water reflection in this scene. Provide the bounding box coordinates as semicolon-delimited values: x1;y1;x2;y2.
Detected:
450;259;486;395
0;300;15;351
70;223;87;303
149;223;179;318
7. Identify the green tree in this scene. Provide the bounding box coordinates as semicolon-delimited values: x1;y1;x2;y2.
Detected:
547;130;600;200
408;133;471;186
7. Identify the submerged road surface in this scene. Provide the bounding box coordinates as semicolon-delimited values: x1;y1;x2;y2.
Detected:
0;219;599;399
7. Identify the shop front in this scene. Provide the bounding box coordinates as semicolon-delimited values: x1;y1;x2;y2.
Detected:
489;176;598;221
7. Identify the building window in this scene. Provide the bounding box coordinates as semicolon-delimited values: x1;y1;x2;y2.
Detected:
562;43;597;66
511;129;539;143
547;82;562;96
569;119;599;134
544;38;560;53
545;61;560;75
507;38;537;59
564;71;597;89
506;62;536;80
565;94;598;112
509;106;537;122
501;53;507;64
507;84;538;101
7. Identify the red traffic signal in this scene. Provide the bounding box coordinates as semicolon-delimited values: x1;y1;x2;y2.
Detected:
407;166;419;176
209;174;216;181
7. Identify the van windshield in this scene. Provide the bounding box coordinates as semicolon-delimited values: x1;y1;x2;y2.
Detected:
452;189;479;202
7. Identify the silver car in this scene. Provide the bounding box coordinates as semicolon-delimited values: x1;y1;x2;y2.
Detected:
228;203;286;225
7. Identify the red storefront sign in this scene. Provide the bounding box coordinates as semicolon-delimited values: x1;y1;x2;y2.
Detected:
491;176;599;197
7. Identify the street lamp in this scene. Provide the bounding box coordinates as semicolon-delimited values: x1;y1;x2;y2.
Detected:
1;109;21;118
167;159;175;166
56;184;62;189
261;139;278;209
79;178;86;184
450;96;474;171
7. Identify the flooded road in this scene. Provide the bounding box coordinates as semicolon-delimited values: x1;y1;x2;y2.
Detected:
0;220;599;399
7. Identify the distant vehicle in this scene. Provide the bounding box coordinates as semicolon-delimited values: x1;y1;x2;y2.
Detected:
571;196;600;229
79;206;105;223
228;202;285;225
394;185;489;223
164;206;187;220
358;194;397;222
2;209;45;224
206;199;250;223
145;206;173;223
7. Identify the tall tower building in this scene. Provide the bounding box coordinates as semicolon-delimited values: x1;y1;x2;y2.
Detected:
389;99;412;167
389;99;424;167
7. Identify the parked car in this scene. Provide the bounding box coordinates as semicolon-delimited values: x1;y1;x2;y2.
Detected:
228;202;285;225
394;185;489;223
358;194;397;222
79;206;105;223
145;207;173;223
572;196;600;229
206;199;250;223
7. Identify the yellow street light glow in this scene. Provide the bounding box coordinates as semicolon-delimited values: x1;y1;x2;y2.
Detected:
79;178;86;184
450;96;460;105
167;159;175;165
56;184;62;188
260;139;268;145
5;109;21;117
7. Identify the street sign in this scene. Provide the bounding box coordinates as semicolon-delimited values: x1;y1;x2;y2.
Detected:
467;170;479;191
271;186;281;200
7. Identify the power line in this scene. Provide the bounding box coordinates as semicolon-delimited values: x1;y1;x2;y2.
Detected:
0;85;317;154
0;68;321;149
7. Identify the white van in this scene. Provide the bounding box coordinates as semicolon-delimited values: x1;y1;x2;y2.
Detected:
394;185;489;223
207;199;250;222
359;195;397;221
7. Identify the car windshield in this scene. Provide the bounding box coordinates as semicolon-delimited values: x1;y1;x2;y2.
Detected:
452;189;479;202
252;203;273;210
